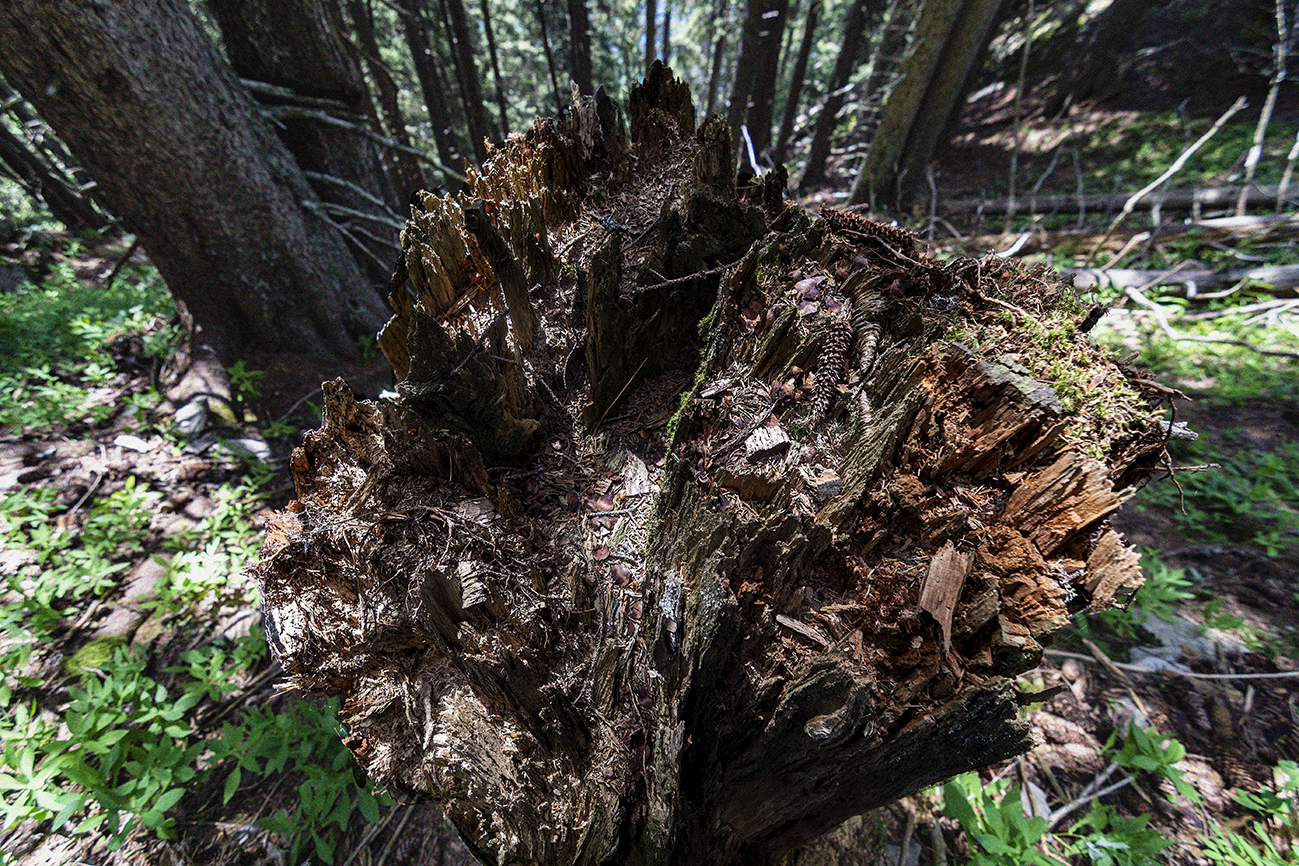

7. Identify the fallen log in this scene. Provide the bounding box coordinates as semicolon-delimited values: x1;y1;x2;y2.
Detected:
254;64;1171;865
940;182;1299;217
1070;263;1299;296
938;213;1299;260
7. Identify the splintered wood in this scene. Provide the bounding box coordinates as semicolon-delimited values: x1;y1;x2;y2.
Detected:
254;65;1172;866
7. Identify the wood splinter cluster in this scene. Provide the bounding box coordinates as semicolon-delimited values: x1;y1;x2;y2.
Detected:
254;64;1172;866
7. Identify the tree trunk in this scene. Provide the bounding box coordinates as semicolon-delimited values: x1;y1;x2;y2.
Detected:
745;0;790;166
402;0;467;178
662;0;672;63
534;0;567;117
0;0;388;361
478;0;512;137
569;0;595;96
846;0;921;161
797;0;879;191
704;0;731;118
646;0;659;72
773;0;822;165
206;0;404;284
728;0;791;176
443;0;492;164
256;69;1169;866
347;0;427;201
849;0;1008;208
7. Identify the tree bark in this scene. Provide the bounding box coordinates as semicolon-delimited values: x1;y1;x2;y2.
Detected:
773;0;822;165
534;0;567;118
0;0;388;361
662;0;672;63
569;0;595;95
206;0;404;284
256;71;1169;866
797;0;879;191
849;0;1008;207
646;0;659;72
704;0;731;118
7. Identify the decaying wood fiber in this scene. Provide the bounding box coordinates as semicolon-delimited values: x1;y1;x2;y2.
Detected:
255;63;1171;865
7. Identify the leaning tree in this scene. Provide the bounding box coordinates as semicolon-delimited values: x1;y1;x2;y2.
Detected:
0;0;389;363
255;64;1170;865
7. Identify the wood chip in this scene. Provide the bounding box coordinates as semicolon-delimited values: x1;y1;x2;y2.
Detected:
455;497;496;522
775;613;830;648
919;541;970;654
745;423;791;461
622;452;652;497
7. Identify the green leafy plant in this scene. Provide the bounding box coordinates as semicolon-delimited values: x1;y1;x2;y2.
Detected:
0;257;175;434
208;697;391;864
1203;760;1298;866
1;631;382;863
226;359;264;424
1;477;159;634
158;481;265;607
942;774;1056;865
1074;552;1195;648
0;646;202;849
939;723;1192;865
1140;437;1299;555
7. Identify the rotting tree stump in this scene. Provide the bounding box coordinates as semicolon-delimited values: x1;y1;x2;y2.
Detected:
254;63;1171;866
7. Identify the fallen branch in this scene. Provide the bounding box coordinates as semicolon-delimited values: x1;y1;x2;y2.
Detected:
1045;649;1299;681
1070;262;1299;298
942;213;1299;260
942;180;1296;218
1119;283;1299;359
1086;97;1249;266
1237;0;1289;216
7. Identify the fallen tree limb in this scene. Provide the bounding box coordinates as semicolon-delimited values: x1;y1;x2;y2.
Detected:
1070;263;1299;297
941;182;1299;218
941;213;1299;260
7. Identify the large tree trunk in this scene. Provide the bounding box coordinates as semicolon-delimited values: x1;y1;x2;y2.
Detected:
534;0;567;118
209;0;409;283
704;0;731;118
480;0;512;136
728;0;791;175
256;66;1168;865
569;0;595;95
443;0;492;164
646;0;659;72
0;0;388;361
849;0;1008;208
